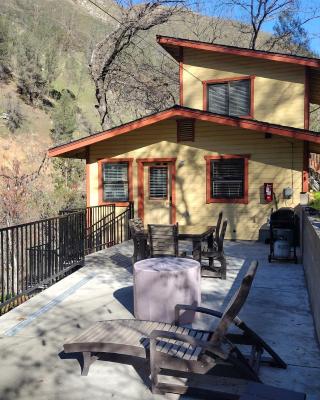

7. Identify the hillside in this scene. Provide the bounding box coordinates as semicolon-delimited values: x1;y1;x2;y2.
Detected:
0;0;318;226
0;0;272;144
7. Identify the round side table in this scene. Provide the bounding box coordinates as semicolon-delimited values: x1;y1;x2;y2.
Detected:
133;257;201;324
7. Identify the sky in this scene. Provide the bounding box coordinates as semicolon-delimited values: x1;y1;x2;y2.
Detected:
193;0;320;56
262;3;320;55
131;0;320;55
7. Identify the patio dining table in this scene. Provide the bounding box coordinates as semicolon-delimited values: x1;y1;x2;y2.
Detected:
143;225;216;265
178;225;216;265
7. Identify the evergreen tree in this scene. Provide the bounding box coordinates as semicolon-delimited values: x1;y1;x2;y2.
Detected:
0;16;11;79
272;10;311;56
16;37;47;104
51;90;77;144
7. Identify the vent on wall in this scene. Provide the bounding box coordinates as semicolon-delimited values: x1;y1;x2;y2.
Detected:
177;119;195;142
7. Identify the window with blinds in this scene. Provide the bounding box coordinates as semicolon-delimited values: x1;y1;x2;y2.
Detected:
149;166;168;199
102;162;129;202
177;119;195;142
211;158;244;199
207;79;251;117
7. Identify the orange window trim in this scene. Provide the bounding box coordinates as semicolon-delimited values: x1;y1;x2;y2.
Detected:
202;76;255;119
98;158;133;207
85;147;90;208
204;154;250;204
179;47;184;106
302;141;309;192
304;67;310;130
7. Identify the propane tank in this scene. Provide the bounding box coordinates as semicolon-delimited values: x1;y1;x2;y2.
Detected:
274;239;290;259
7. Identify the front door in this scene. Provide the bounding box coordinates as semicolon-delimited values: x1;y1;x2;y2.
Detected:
137;159;176;225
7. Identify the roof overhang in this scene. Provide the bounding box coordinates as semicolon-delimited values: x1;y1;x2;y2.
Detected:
157;35;320;105
157;35;320;68
48;106;320;159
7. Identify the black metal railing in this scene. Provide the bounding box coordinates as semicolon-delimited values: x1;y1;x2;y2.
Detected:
0;203;134;311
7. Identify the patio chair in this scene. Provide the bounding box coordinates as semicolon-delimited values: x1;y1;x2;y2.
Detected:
213;211;223;247
201;219;228;279
148;223;179;257
63;260;287;397
129;218;149;262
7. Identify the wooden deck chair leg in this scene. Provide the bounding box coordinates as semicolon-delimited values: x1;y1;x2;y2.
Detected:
236;321;287;369
204;256;227;279
150;338;164;394
249;344;263;374
229;347;261;382
81;352;98;376
218;255;227;280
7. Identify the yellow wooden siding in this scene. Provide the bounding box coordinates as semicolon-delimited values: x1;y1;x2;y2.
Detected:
309;143;320;154
309;68;320;105
182;48;305;128
88;120;303;240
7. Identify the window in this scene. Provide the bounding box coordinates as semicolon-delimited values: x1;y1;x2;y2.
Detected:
205;155;249;204
149;166;168;199
102;161;130;203
177;119;195;142
206;78;252;117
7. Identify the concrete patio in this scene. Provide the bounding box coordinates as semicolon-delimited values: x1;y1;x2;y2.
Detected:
0;240;319;400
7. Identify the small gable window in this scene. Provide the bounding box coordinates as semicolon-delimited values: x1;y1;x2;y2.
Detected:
205;155;249;204
177;119;195;142
206;78;252;118
101;160;132;203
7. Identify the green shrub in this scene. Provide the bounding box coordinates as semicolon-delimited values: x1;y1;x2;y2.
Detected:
310;192;320;210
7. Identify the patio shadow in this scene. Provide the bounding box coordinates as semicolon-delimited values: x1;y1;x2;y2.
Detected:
113;285;134;316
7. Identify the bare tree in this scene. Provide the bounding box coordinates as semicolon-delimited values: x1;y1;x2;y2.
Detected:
96;41;179;125
222;0;320;51
0;156;47;227
90;0;185;130
183;0;225;43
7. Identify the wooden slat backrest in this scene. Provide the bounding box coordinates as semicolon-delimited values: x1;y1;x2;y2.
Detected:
129;218;144;234
129;218;148;261
148;224;179;257
210;260;258;346
215;212;223;243
217;220;228;252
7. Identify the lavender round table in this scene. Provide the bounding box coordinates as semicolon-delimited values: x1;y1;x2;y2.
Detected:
133;257;201;324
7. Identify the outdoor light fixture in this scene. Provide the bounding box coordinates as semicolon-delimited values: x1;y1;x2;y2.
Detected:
283;187;293;199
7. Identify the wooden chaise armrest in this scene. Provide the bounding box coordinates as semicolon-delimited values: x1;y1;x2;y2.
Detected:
175;305;242;327
175;305;223;325
149;330;229;360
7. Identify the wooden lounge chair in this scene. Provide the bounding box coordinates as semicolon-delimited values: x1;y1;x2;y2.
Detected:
201;220;228;279
129;218;149;262
63;260;287;397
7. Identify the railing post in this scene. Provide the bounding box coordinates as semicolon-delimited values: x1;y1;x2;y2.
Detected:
47;219;52;283
112;205;116;246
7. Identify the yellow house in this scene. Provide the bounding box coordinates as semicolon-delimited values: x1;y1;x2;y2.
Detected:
48;36;320;240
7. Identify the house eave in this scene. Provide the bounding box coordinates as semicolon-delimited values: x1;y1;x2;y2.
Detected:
48;106;320;159
156;35;320;69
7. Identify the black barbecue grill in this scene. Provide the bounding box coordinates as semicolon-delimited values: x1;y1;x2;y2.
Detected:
268;207;298;263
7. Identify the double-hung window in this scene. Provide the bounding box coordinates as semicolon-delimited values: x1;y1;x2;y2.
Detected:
205;155;249;204
206;78;252;117
102;161;131;203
